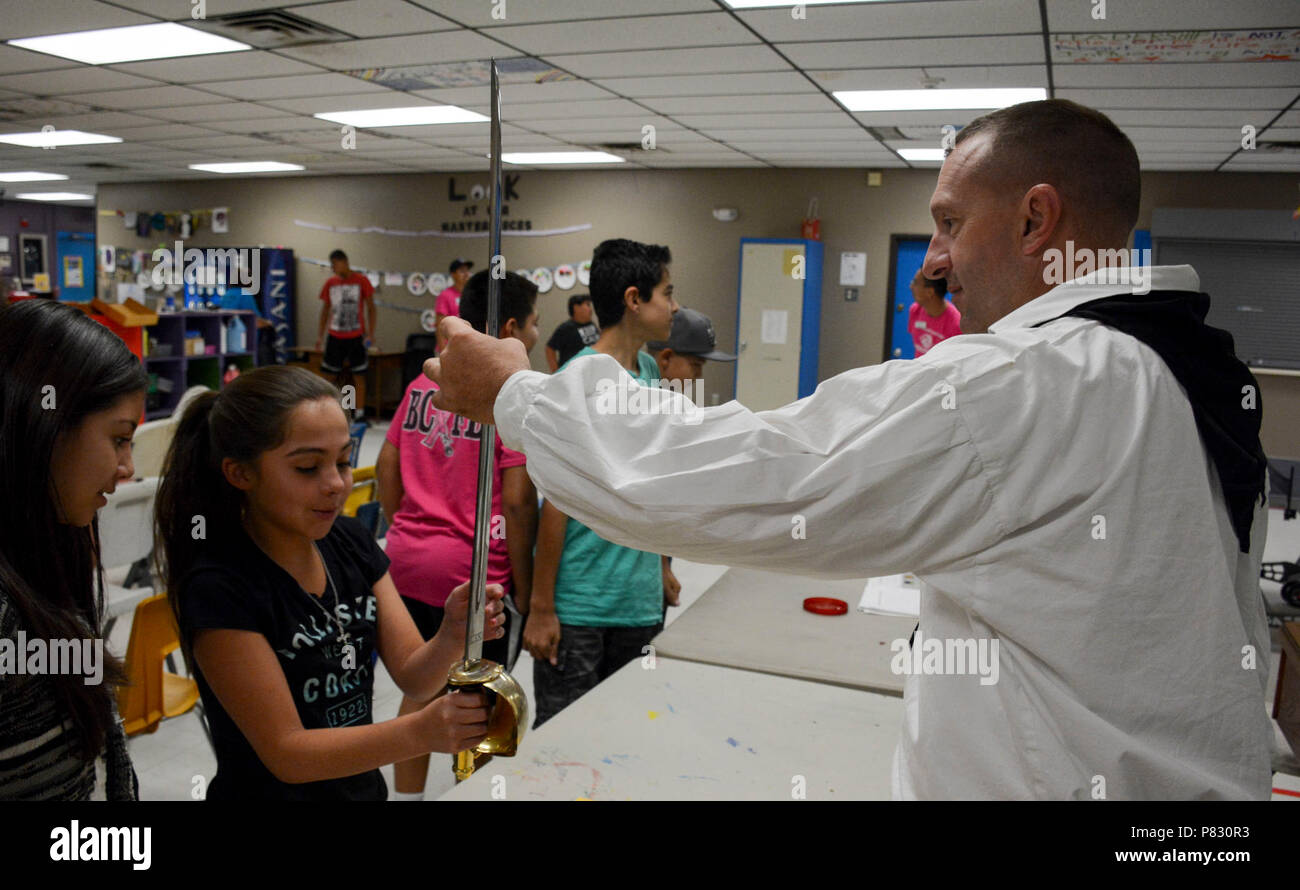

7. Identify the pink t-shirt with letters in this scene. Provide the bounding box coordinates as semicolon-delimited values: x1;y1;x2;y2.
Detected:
384;376;526;607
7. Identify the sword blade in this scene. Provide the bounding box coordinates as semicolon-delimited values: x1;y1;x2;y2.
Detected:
464;60;504;665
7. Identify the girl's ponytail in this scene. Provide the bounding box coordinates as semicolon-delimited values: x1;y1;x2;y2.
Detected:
154;390;241;660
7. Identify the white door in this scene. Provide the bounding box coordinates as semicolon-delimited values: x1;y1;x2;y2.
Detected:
735;242;805;411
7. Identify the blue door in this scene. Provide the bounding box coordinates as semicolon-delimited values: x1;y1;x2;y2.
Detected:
887;237;930;360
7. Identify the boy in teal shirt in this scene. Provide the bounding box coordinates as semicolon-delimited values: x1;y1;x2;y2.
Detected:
523;238;680;726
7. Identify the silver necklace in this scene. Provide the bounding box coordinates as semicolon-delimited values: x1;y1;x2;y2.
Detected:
308;542;351;647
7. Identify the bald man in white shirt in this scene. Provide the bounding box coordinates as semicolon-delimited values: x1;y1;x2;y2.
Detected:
424;99;1272;800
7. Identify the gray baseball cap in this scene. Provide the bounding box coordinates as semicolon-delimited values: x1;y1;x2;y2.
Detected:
646;307;736;362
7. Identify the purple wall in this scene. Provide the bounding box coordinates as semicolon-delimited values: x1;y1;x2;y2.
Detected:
0;198;94;291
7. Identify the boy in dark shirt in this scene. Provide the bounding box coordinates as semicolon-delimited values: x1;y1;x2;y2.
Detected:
545;294;600;372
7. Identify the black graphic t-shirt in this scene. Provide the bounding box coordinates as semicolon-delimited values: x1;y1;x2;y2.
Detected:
179;516;390;800
547;319;600;368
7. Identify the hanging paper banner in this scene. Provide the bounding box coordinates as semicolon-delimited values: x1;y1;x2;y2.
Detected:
293;218;592;238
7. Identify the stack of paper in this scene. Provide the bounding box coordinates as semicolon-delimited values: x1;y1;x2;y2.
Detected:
858;573;921;617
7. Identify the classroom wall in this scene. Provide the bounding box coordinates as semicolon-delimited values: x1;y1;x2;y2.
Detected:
0;199;94;293
96;167;1300;456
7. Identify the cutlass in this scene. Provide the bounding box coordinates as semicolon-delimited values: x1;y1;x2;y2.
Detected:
446;59;528;783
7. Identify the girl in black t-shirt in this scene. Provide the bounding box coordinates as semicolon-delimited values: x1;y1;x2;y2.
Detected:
155;365;504;800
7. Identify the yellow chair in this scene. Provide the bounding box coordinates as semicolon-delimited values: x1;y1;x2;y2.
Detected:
343;465;377;518
117;593;200;737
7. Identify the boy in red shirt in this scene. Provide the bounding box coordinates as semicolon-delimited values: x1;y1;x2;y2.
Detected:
315;249;376;418
907;271;962;357
376;269;540;799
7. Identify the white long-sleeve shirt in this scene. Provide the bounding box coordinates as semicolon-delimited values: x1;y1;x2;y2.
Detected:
494;265;1272;800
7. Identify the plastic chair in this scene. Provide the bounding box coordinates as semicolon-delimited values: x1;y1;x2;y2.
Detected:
117;594;203;738
349;421;367;468
343;465;377;517
98;477;160;637
130;386;210;478
354;500;387;539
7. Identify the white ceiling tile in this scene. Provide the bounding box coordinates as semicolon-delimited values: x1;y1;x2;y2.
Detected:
412;0;715;27
674;111;857;130
109;51;326;83
701;127;870;143
503;98;647;120
288;0;456;37
35;111;167;130
1055;62;1300;89
276;32;522;69
813;65;1047;91
147;133;275;149
521;117;678;136
199;73;391;100
549;45;794;79
738;0;1043;41
783;35;1046;69
102;122;216;141
204;116;332;134
597;71;816;98
1057;87;1298;109
645;93;840;114
1045;0;1290;32
0;0;153;40
146;102;289;123
108;0;294;16
0;67;163;95
1103;109;1276;127
0;44;80;75
264;92;446;114
73;85;232;109
725;139;882;152
637;157;764;167
489;12;759;55
409;80;616;106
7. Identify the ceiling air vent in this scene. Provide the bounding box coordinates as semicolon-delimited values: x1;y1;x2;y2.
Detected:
188;10;351;49
1259;140;1300;152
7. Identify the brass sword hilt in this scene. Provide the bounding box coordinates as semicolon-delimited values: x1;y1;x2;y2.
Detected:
447;657;528;782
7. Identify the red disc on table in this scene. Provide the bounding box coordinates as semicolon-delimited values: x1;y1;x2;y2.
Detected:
803;597;848;616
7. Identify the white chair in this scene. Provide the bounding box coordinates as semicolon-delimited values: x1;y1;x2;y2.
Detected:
131;385;209;478
98;476;160;635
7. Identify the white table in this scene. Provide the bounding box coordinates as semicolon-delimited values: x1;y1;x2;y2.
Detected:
651;567;917;695
438;657;902;801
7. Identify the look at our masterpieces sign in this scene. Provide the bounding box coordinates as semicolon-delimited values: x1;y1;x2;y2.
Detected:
441;174;533;233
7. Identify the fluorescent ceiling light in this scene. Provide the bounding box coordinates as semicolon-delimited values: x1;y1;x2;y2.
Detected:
314;106;488;127
0;130;121;148
722;0;895;7
898;148;947;162
0;171;69;182
835;88;1047;111
501;151;625;165
188;161;305;174
7;23;249;65
16;192;92;202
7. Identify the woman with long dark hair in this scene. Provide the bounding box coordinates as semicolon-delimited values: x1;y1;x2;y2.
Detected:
155;365;503;799
0;299;147;800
